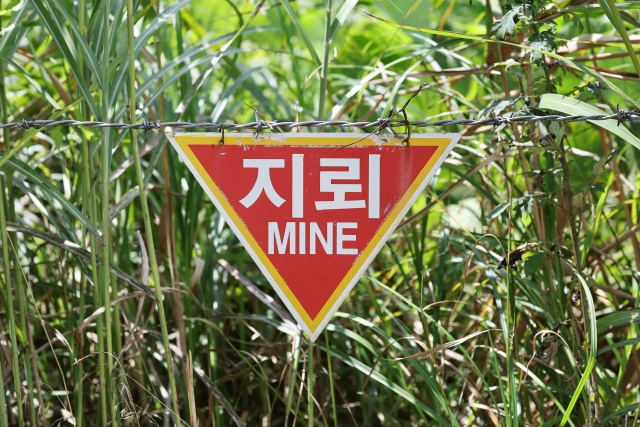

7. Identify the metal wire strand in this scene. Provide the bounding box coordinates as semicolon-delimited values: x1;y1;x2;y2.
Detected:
1;110;639;131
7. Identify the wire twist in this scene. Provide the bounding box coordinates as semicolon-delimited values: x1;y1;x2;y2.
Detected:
1;111;639;131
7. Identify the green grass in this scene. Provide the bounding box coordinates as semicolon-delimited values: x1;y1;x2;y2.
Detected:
1;0;640;425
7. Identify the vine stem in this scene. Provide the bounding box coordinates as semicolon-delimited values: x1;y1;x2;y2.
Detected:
126;1;182;424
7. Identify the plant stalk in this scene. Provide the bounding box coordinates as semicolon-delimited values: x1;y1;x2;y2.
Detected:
285;334;301;426
318;0;332;120
0;55;24;427
324;330;337;427
74;0;88;424
100;0;116;422
307;340;314;426
127;1;182;424
0;179;20;427
0;56;12;427
2;58;36;424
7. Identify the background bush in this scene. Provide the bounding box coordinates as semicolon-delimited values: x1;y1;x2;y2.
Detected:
0;0;639;425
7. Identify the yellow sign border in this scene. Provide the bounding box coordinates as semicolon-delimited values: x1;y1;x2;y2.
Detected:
167;132;460;340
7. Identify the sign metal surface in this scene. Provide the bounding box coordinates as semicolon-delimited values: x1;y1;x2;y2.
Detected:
168;132;460;340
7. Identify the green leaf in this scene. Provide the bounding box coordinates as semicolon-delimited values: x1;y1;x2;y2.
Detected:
108;0;193;110
330;0;358;41
112;25;129;76
364;11;640;109
487;201;510;219
280;0;321;66
560;271;597;426
0;97;83;169
39;0;104;89
479;96;520;117
602;403;640;425
528;30;558;62
551;1;640;13
6;58;62;110
597;337;640;356
596;308;640;335
602;0;640;77
316;338;451;425
0;0;31;59
523;253;545;276
7;223;152;297
540;94;640;151
493;349;574;426
492;5;523;39
3;153;103;243
30;0;100;119
581;173;612;266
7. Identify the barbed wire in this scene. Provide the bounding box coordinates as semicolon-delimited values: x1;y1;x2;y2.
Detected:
1;110;639;132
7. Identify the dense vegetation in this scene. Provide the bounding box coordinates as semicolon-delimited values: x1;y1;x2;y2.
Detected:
1;0;639;425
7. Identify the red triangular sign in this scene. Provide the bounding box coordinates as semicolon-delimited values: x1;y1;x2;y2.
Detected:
168;133;459;340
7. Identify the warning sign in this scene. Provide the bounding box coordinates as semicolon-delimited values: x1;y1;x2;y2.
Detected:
168;133;459;340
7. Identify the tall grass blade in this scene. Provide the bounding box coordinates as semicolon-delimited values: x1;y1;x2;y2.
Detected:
30;0;100;118
560;270;598;426
540;94;640;150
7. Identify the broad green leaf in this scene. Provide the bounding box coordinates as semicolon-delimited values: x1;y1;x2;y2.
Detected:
551;1;640;12
330;0;358;41
596;308;640;335
597;337;640;355
602;403;640;425
540;94;640;151
523;253;545;276
487;201;510;219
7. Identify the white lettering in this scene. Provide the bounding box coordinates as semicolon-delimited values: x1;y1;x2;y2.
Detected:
268;222;295;254
240;159;285;208
267;222;356;255
336;222;357;255
310;222;333;255
292;154;304;218
368;154;380;219
315;158;365;211
299;222;306;255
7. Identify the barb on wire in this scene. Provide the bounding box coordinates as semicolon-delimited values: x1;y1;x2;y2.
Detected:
1;110;639;132
338;83;429;150
616;104;638;130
